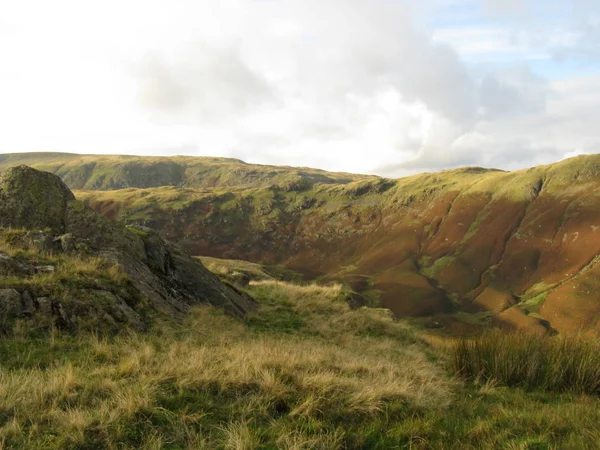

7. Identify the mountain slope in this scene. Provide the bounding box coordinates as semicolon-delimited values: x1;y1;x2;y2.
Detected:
0;152;372;190
4;153;600;336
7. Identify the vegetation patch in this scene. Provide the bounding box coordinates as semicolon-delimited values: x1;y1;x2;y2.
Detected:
0;275;598;448
420;256;455;279
452;330;600;394
520;292;549;314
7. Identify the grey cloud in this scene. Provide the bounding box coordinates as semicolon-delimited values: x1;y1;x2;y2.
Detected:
126;0;599;176
480;0;599;63
479;66;549;118
481;0;529;16
294;0;478;123
135;54;188;112
375;72;600;177
390;41;478;122
134;42;276;122
374;138;566;176
149;0;478;126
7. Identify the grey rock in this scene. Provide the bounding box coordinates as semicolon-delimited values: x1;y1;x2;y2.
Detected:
54;234;76;252
36;297;52;315
0;252;36;276
0;166;256;332
24;231;59;252
21;291;35;316
0;289;22;318
0;165;74;233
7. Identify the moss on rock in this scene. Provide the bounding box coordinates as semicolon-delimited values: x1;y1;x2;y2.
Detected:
0;165;74;233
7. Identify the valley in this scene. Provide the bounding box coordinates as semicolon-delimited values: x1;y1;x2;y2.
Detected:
0;159;598;448
3;152;599;336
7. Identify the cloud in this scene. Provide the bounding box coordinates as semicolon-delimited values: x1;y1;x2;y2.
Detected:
117;0;600;174
134;42;276;123
553;20;600;62
479;66;549;118
0;0;598;176
377;73;600;175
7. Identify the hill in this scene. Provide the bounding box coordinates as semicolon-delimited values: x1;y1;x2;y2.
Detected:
0;258;598;448
0;164;598;448
3;153;600;337
0;152;372;190
0;165;254;333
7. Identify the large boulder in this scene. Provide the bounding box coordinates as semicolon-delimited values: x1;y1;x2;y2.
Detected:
0;166;75;232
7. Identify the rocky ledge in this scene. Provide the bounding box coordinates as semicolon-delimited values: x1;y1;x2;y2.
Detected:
0;166;255;333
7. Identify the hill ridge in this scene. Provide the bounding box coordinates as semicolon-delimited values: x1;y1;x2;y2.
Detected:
0;152;373;190
4;152;600;336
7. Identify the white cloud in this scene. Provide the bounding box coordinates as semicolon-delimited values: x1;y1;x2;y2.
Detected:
0;0;598;175
135;42;275;122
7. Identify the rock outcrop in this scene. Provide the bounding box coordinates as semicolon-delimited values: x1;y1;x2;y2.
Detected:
0;166;255;333
0;165;74;232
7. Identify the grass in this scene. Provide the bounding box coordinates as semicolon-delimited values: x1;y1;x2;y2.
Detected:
0;153;369;191
519;292;549;315
0;281;453;449
0;277;598;448
420;256;455;279
452;330;600;394
198;257;302;285
0;229;147;335
0;232;129;294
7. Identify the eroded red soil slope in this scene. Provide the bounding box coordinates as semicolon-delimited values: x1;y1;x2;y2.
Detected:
76;155;600;336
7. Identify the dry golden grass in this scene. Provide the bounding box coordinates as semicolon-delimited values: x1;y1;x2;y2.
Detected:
452;330;600;394
0;280;453;449
1;276;598;448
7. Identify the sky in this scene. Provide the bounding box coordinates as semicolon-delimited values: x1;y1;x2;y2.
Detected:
0;0;599;176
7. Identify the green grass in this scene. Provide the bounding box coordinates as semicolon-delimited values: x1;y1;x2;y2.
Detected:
452;330;600;394
519;292;549;314
198;256;303;286
0;153;371;191
0;281;453;449
0;278;598;448
452;311;495;326
420;256;455;279
0;233;130;294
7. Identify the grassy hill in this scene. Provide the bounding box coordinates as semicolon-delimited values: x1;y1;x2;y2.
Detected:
66;154;600;337
3;152;600;336
0;162;599;448
0;153;372;190
0;270;598;449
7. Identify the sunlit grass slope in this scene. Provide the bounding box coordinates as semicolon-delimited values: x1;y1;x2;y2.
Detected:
0;275;599;449
0;281;452;449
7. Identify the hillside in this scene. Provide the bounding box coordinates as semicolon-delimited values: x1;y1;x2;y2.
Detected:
0;163;599;448
69;154;600;337
0;165;254;333
1;266;599;448
3;153;600;337
0;153;372;190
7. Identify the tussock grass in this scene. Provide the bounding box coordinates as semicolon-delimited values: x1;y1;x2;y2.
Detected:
452;330;600;394
0;234;128;291
247;280;415;340
0;281;452;449
0;277;599;448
